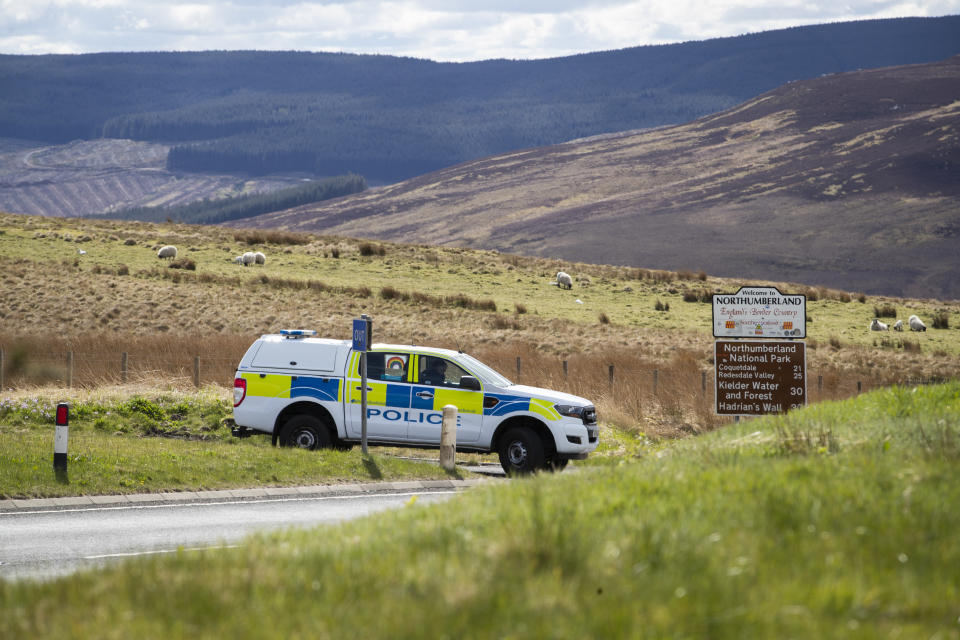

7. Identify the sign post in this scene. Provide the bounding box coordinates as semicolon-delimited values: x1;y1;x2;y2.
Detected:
352;315;372;454
713;286;807;418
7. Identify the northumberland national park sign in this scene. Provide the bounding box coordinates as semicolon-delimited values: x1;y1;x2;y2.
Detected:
714;340;806;416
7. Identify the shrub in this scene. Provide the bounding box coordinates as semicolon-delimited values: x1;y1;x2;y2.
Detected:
598;312;610;324
380;286;405;301
489;315;521;330
873;304;897;318
359;242;385;257
514;302;528;314
682;291;699;303
932;310;950;329
168;258;196;270
234;230;311;246
857;293;867;303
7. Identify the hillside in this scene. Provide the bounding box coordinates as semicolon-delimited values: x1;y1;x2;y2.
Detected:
235;56;960;300
0;16;958;182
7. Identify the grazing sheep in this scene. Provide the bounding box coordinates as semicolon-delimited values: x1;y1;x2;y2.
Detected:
233;255;244;264
254;251;266;265
240;251;257;266
157;245;178;260
870;318;889;331
556;271;573;290
909;315;926;332
892;319;904;331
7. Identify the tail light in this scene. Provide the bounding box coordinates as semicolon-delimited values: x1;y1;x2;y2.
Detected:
233;377;247;407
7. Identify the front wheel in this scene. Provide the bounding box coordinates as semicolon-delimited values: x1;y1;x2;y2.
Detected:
498;427;546;475
279;414;332;450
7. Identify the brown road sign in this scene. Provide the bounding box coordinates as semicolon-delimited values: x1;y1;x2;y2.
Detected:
715;340;806;416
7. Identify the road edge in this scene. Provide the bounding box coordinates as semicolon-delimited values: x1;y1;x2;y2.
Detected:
0;478;496;513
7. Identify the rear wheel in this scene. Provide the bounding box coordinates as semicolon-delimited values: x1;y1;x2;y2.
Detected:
279;414;332;450
498;427;546;475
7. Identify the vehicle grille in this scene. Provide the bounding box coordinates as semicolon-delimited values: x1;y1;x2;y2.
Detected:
581;406;597;425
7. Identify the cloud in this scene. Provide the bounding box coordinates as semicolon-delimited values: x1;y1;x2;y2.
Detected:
0;0;956;58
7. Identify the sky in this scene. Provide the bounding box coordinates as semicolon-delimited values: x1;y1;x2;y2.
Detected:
1;0;958;61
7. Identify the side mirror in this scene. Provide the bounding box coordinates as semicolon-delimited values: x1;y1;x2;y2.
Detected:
459;376;481;391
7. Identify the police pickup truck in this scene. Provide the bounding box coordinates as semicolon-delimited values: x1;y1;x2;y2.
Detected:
232;330;598;474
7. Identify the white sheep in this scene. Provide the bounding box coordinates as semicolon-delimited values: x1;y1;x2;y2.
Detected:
556;271;573;290
892;319;903;331
870;318;888;331
254;251;266;265
908;315;926;332
157;245;178;260
240;251;257;266
233;255;244;264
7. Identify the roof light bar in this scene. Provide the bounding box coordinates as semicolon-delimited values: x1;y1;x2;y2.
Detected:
280;329;317;339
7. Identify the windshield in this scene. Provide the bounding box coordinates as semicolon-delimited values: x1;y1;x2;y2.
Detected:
458;353;513;387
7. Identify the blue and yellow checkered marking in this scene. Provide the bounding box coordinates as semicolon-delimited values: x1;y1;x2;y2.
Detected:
242;373;342;403
483;393;560;421
291;377;341;402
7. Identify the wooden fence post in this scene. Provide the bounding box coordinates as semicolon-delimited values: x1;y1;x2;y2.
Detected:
193;356;200;388
857;381;862;394
121;352;128;384
653;369;659;395
608;364;614;389
0;348;4;391
701;370;706;395
516;356;521;381
66;351;73;388
562;360;568;380
440;405;457;471
818;375;823;393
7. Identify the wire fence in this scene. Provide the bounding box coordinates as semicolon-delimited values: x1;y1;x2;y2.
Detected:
0;347;942;411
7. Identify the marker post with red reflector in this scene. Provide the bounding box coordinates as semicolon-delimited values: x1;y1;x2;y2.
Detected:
54;402;69;471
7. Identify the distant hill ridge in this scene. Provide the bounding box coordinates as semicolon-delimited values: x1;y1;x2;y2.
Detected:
0;15;959;182
234;56;960;300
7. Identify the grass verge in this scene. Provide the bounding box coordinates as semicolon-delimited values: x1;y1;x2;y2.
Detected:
0;385;468;498
2;382;958;637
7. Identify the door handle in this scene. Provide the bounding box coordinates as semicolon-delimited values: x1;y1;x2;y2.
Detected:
355;386;372;391
416;391;434;399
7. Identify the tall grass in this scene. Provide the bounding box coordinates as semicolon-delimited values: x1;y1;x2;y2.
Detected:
0;332;916;439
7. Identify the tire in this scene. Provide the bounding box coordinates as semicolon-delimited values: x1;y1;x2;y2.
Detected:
498;427;546;475
279;414;332;450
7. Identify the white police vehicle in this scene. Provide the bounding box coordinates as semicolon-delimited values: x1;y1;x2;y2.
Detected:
232;330;599;474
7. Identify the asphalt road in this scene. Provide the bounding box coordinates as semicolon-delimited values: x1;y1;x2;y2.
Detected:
0;489;458;582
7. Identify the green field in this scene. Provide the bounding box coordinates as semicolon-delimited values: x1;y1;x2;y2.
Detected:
2;383;957;638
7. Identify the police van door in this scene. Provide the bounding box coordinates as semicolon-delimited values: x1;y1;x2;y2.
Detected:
346;351;411;441
408;355;482;444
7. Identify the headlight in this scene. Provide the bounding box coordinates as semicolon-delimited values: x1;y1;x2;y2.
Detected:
554;404;585;418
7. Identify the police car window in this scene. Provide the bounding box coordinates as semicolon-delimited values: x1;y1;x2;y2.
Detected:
363;353;409;382
420;356;467;387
